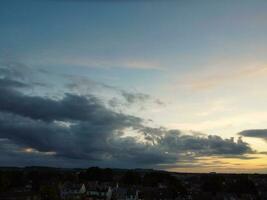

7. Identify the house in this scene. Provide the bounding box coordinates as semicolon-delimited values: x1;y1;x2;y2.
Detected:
85;182;112;200
60;182;86;200
112;187;139;200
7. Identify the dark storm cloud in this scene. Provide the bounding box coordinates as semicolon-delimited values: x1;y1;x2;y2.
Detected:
165;135;252;155
0;66;256;168
140;129;253;156
0;91;254;167
0;84;142;124
0;78;28;88
239;129;267;141
0;110;174;166
0;138;91;168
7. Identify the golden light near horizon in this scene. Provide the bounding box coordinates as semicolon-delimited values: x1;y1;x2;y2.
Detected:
168;154;267;174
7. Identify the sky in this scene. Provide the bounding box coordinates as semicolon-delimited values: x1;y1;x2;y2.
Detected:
0;0;267;173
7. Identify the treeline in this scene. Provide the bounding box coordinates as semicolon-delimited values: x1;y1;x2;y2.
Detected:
200;174;259;196
0;167;187;194
81;167;186;190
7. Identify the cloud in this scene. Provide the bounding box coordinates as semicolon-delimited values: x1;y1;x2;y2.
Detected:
65;75;165;108
0;78;29;89
181;64;267;91
0;87;142;123
0;106;253;168
239;129;267;141
0;88;253;167
109;90;165;108
0;59;47;89
29;55;161;70
121;91;150;104
0;62;256;168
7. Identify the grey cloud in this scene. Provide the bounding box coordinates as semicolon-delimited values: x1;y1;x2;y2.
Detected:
56;70;167;117
0;138;90;168
166;135;252;156
0;86;254;168
121;91;150;104
154;99;165;106
239;129;267;141
0;78;29;88
119;90;165;107
0;110;173;167
65;75;165;108
0;61;48;89
145;130;253;157
0;68;256;168
0;85;142;124
0;61;31;80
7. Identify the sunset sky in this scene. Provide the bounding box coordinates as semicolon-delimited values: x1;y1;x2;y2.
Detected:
1;0;267;173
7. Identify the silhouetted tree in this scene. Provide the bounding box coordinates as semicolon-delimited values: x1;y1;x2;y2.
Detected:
121;170;141;185
84;167;113;182
201;174;224;193
40;184;60;200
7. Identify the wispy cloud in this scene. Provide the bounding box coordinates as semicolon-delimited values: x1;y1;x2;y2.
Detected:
181;63;267;91
168;111;267;134
29;55;162;70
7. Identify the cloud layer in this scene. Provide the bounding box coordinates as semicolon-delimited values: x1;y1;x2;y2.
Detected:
0;62;255;168
239;129;267;142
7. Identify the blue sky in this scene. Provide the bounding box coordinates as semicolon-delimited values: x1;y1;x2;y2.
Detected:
1;0;267;172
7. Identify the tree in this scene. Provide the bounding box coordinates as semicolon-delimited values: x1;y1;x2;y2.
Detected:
121;170;141;185
40;184;60;200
